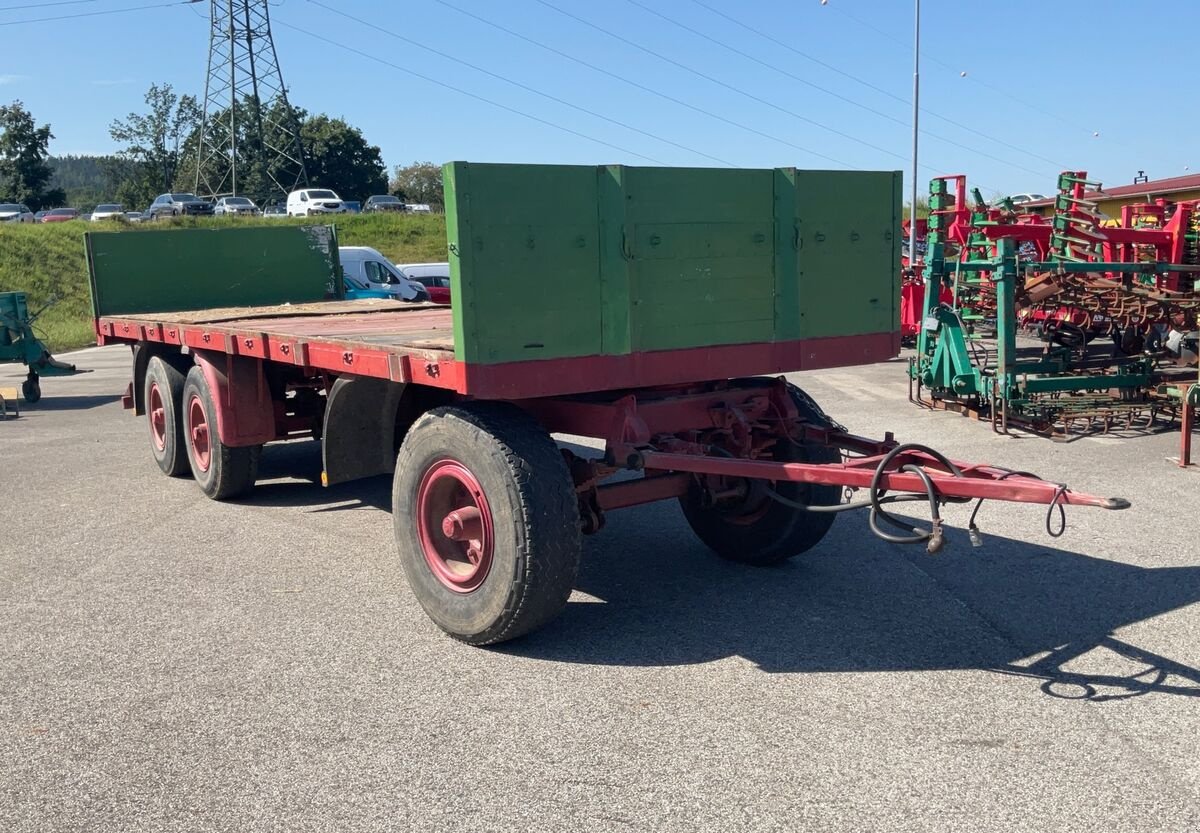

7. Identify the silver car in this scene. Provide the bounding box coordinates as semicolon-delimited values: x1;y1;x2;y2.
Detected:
0;203;35;223
213;196;260;216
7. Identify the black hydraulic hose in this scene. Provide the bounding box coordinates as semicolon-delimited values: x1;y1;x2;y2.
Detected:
966;469;1069;543
719;438;1071;553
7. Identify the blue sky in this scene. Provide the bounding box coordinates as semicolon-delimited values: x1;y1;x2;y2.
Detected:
1;0;1195;197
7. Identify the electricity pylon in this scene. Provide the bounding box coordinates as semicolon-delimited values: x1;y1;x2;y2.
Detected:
195;0;308;201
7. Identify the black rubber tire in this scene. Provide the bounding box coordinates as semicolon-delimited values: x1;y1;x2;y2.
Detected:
21;376;40;404
181;365;260;500
392;403;581;646
680;383;842;566
144;356;190;477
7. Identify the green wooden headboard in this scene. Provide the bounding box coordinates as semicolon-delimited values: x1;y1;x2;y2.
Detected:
87;225;341;318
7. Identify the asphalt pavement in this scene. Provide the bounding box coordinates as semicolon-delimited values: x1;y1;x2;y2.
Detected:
2;345;1198;832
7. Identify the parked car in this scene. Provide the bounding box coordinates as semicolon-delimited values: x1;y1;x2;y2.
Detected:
406;203;433;214
1000;193;1047;206
339;246;428;301
147;193;214;220
342;274;410;301
286;188;347;217
262;205;287;219
213;196;260;216
342;200;362;214
41;208;80;223
125;211;145;223
34;210;48;222
91;203;124;222
397;262;451;304
0;203;35;223
364;195;405;213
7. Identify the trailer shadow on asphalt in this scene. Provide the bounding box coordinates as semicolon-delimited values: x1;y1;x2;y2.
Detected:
237;440;392;512
503;504;1200;702
16;394;123;412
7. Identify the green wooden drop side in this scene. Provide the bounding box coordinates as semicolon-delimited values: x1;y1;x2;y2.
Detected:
443;161;902;366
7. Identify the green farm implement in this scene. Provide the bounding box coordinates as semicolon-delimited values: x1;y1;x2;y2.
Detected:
0;291;83;404
910;173;1200;436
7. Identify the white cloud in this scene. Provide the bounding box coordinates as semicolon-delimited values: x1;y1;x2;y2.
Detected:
0;74;28;85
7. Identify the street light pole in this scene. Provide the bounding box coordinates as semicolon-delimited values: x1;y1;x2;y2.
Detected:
909;0;921;275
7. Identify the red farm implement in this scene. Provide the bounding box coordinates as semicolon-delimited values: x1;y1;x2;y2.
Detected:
91;162;1129;644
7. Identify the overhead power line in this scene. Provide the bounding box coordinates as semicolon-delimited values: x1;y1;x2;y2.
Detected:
531;0;909;166
273;19;667;165
821;0;1160;173
622;0;1054;181
0;0;196;27
431;0;854;169
0;0;105;11
305;0;735;167
685;0;1069;172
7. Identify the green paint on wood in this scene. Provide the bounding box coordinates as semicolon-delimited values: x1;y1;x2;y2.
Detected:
773;168;802;340
87;225;340;318
443;162;900;365
793;170;901;339
443;162;601;363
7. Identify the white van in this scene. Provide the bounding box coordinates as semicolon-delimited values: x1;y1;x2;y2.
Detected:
339;246;429;302
287;188;347;217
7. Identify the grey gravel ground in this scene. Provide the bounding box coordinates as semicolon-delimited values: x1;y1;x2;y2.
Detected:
2;345;1198;833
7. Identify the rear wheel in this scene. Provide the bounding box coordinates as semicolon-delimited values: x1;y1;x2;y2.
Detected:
680;384;842;566
392;403;581;645
181;366;260;500
144;356;190;476
21;374;40;404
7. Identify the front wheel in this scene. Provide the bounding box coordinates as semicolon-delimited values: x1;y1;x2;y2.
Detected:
181;366;260;500
680;384;842;566
392;403;581;645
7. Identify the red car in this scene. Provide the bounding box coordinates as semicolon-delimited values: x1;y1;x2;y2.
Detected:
398;263;452;305
41;208;79;223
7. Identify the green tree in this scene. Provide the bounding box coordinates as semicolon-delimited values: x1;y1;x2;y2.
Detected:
186;101;385;204
390;161;443;208
902;196;930;222
109;83;201;207
0;101;65;209
48;154;120;207
300;114;387;202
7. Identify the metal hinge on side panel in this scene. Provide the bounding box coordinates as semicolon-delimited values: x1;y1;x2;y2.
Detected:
621;227;634;260
794;225;802;250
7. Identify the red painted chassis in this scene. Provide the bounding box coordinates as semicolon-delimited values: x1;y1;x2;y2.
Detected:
99;307;1128;551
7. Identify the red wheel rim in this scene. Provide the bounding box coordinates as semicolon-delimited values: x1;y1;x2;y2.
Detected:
416;459;494;593
187;394;211;472
148;382;167;452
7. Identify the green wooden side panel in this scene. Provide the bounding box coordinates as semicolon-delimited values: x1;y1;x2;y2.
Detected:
792;170;901;339
444;162;602;364
444;162;901;365
87;225;341;318
621;167;776;352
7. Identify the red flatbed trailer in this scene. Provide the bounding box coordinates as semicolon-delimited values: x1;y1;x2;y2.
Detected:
89;163;1128;645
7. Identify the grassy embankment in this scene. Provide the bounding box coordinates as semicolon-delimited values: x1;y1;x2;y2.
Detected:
0;213;449;352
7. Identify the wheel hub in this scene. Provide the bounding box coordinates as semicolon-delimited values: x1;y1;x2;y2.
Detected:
416;460;494;593
148;382;167;452
187;395;211;472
